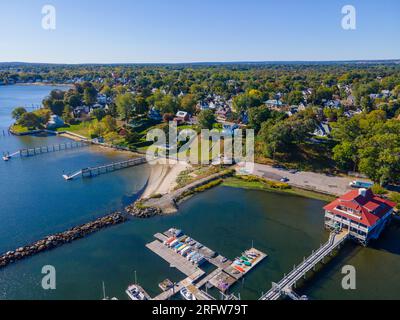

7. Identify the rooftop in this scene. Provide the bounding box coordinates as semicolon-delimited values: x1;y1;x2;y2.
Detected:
324;189;396;227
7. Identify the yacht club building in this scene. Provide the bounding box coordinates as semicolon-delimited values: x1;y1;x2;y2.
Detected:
324;189;396;246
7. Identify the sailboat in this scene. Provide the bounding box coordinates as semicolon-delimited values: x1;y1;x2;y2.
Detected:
125;271;150;301
101;281;118;300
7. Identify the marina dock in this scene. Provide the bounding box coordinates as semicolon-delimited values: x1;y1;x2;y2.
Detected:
146;228;267;300
259;230;349;300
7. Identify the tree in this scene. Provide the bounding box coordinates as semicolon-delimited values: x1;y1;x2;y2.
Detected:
332;141;356;171
46;100;65;116
134;96;148;115
197;109;216;130
49;89;65;100
248;106;272;133
102;115;117;133
18;112;41;128
83;86;97;106
116;92;135;123
11;107;27;120
92;108;106;121
64;93;82;108
286;90;303;105
180;94;197;114
260;117;315;158
360;96;374;113
62;105;73;124
155;95;178;114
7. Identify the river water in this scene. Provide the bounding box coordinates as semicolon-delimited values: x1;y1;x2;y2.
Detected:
0;85;399;300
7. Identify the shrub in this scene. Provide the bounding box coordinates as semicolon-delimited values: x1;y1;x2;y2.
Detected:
371;184;388;195
389;192;400;210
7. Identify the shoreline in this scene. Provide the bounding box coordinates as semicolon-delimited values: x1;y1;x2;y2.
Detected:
2;83;73;87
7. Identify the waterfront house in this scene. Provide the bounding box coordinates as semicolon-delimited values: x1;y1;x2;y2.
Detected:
46;115;65;129
324;189;396;246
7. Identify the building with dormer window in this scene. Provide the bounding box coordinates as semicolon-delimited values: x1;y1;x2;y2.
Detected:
324;189;396;246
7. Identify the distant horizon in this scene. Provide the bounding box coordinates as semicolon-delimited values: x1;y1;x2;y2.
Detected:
1;58;400;66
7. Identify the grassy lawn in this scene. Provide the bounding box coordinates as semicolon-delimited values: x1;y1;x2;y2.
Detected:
56;121;93;137
10;124;31;134
222;176;335;202
175;165;227;189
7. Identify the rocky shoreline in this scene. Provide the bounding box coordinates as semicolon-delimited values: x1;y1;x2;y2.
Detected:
0;212;126;269
125;203;163;218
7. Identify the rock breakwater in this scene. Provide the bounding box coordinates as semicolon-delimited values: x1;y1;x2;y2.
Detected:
0;212;126;268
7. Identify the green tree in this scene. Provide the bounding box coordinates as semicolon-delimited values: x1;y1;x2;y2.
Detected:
180;94;197;114
11;107;27;120
332;141;356;171
62;105;73;124
197;109;216;130
83;87;97;106
92;108;106;121
116;92;135;123
102;115;117;133
18;112;41;128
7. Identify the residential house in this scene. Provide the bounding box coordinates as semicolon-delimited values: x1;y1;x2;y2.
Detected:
265;99;286;110
313;122;332;137
46;115;65;130
148;107;162;122
174;111;190;125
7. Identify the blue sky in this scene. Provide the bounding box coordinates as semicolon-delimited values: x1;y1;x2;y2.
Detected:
0;0;399;63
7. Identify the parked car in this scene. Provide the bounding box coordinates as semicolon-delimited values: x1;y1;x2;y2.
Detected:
349;181;374;189
280;177;290;183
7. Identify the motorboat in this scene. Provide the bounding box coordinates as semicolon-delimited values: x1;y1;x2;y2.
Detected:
126;284;148;301
180;287;196;300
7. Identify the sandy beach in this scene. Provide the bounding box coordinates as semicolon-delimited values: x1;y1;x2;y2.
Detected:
60;130;191;198
142;159;191;199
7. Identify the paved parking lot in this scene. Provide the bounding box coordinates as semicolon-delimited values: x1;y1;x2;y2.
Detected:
249;163;370;196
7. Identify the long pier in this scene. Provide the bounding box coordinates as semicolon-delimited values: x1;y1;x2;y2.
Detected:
63;157;147;180
260;231;349;301
2;141;88;161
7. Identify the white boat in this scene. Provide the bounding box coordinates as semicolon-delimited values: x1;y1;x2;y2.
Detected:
180;287;196;301
2;156;10;161
126;284;148;301
101;282;118;300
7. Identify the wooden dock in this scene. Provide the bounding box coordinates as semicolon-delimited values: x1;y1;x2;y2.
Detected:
146;230;268;300
146;240;203;277
63;157;147;180
3;141;88;161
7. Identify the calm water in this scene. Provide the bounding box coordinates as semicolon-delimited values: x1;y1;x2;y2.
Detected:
0;85;71;130
0;85;400;300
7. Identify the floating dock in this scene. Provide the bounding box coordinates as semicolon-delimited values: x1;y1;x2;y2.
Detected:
145;228;267;300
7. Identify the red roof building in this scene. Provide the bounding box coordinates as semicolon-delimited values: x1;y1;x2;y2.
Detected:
324;189;396;245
